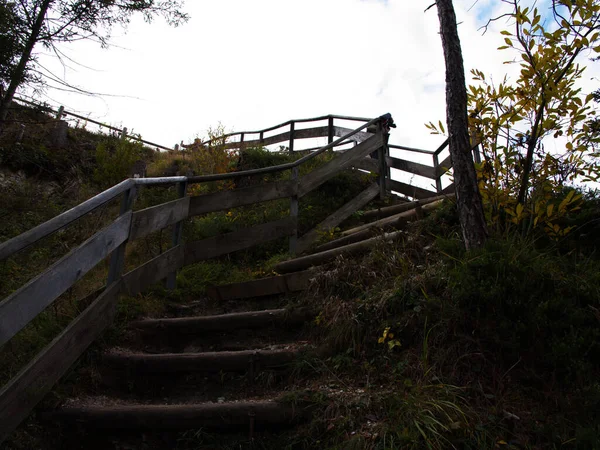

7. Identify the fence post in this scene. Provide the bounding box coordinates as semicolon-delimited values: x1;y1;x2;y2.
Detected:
55;106;64;120
259;131;264;147
289;122;295;153
432;153;443;194
107;185;137;284
121;127;128;140
289;167;299;255
166;180;188;290
240;132;245;150
328;116;334;145
377;121;389;200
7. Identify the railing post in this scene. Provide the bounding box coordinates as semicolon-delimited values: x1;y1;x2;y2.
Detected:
166;180;188;290
55;106;64;120
289;166;299;255
259;131;264;147
433;153;443;194
328;116;334;145
289;122;295;153
240;132;245;151
121;127;128;140
107;184;136;284
377;121;389;200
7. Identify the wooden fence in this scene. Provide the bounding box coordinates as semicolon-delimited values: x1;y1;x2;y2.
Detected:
0;109;479;442
0;114;391;443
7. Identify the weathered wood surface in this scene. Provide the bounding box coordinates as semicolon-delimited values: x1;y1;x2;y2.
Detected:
0;213;132;347
314;228;379;253
131;308;312;334
436;154;452;177
0;281;122;444
352;157;379;173
189;180;297;216
129;197;190;241
385;179;438;200
0;179;134;261
298;134;383;197
274;230;404;274
341;199;448;237
103;349;298;373
206;269;314;301
296;183;379;254
334;126;373;143
386;156;436;180
442;183;455;195
222;126;331;149
48;400;306;429
122;245;185;296
184;217;296;266
361;194;452;222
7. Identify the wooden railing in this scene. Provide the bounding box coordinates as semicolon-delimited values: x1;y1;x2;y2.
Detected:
0;114;392;443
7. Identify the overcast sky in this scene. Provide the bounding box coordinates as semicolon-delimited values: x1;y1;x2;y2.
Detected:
30;0;599;155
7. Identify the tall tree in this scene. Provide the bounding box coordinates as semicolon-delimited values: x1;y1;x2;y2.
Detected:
0;0;188;124
435;0;488;249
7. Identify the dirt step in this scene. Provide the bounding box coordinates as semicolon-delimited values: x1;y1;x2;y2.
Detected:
206;270;314;301
44;399;312;430
103;348;302;374
131;308;313;334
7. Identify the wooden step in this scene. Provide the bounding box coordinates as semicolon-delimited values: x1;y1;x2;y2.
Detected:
359;193;452;222
130;308;312;334
274;230;404;274
206;270;314;301
103;348;299;373
45;400;309;430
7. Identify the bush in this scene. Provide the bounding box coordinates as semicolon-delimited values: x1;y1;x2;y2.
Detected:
93;137;145;188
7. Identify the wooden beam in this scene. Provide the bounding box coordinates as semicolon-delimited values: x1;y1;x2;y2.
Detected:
385;179;438;200
188;180;296;216
131;308;312;334
122;245;185;296
184;217;296;266
296;183;379;254
206;269;314;301
436;154;452;177
0;281;122;444
47;400;307;430
298;133;383;197
0;213;132;347
0;179;134;262
274;230;405;274
333;126;373;143
130;197;190;241
352;157;379;173
385;156;437;180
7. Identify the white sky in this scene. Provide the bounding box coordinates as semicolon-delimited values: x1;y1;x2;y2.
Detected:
29;0;600;157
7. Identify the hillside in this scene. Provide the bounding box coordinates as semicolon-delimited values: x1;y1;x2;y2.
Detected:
0;109;599;449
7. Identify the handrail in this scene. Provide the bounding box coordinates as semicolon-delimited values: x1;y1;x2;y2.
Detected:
0;114;390;262
0;179;135;261
197;114;374;147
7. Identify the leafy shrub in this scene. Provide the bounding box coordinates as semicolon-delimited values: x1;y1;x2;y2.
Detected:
93;137;145;188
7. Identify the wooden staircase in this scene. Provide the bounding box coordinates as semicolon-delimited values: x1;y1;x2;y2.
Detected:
0;113;461;447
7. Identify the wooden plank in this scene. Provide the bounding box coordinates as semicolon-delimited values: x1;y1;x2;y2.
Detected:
352;157;379;173
296;183;379;254
189;180;297;216
0;213;132;347
0;179;134;261
298;133;383;197
386;156;436;180
0;281;122;445
334;126;373;143
206;269;314;301
222;126;330;149
130;197;190;241
184;217;296;266
122;245;185;296
385;179;438;200
436;155;452;177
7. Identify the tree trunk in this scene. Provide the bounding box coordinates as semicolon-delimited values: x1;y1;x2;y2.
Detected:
436;0;488;250
0;0;53;125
